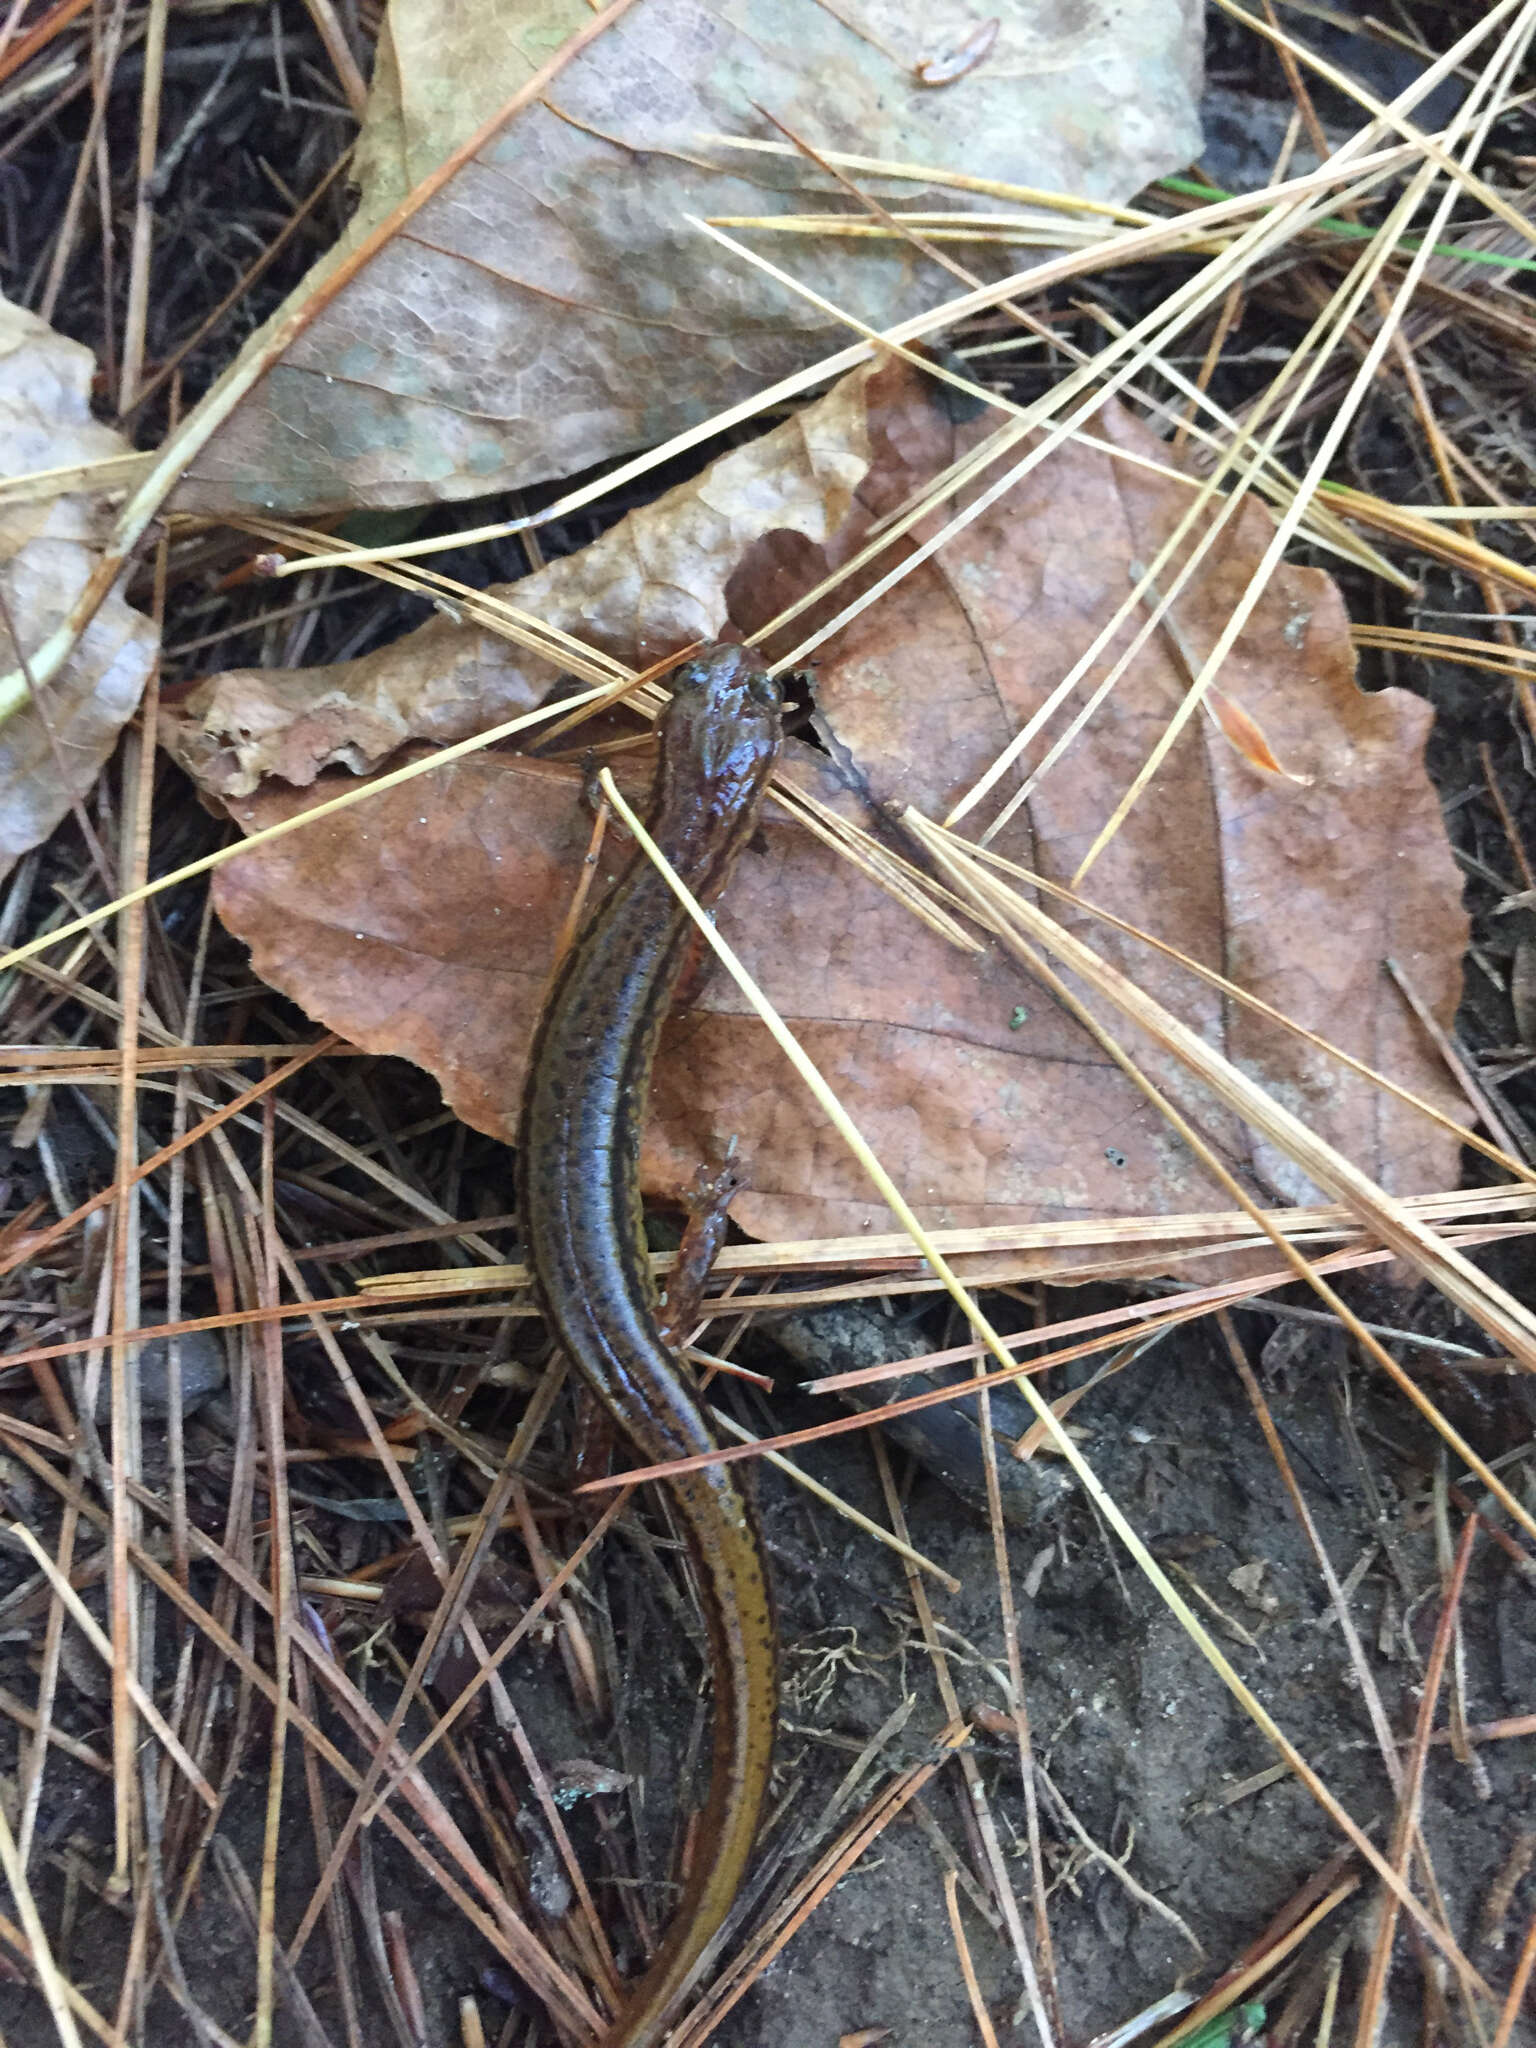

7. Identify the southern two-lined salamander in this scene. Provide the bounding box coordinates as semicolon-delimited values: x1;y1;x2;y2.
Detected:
517;642;781;2047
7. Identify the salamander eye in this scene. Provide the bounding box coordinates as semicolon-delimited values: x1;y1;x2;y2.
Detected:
669;658;708;696
746;671;780;709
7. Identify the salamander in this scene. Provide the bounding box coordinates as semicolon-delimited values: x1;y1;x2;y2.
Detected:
517;642;781;2047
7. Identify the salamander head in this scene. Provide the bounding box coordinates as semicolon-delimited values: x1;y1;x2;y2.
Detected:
658;642;782;800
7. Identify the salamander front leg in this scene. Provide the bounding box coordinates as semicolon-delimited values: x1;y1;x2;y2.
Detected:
656;1155;745;1348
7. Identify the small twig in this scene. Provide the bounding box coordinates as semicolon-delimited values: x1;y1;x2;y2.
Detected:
116;0;166;409
212;1838;337;2048
670;1722;971;2048
868;1437;1056;2046
125;147;352;420
1354;1516;1479;2042
298;0;367;114
37;0;130;325
1492;1910;1536;2048
1385;955;1530;1163
1481;744;1536;897
0;0;90;89
5;1521;215;1808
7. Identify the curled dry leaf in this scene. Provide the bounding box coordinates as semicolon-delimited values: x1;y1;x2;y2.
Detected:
551;1760;633;1804
168;0;1200;517
189;360;1468;1275
915;18;1001;85
161;610;554;800
1202;684;1310;783
0;295;158;878
162;368;878;798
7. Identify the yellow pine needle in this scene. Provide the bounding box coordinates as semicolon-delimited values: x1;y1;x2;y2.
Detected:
1325;484;1536;599
731;147;1445;679
695;134;1160;223
1354;625;1536;684
1220;0;1536;249
0;450;153;508
704;213;1121;248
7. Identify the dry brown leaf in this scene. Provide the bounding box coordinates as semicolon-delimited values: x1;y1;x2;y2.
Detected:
168;0;1201;518
217;753;638;1148
0;296;158;877
195;361;1468;1272
770;389;1467;1223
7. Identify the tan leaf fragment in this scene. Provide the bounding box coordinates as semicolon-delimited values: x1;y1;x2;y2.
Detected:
159;614;553;801
168;0;1201;518
195;361;1469;1275
1202;683;1311;783
0;295;158;878
161;368;879;797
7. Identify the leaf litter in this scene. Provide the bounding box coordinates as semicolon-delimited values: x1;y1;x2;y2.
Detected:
169;358;1471;1270
6;3;1536;2044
